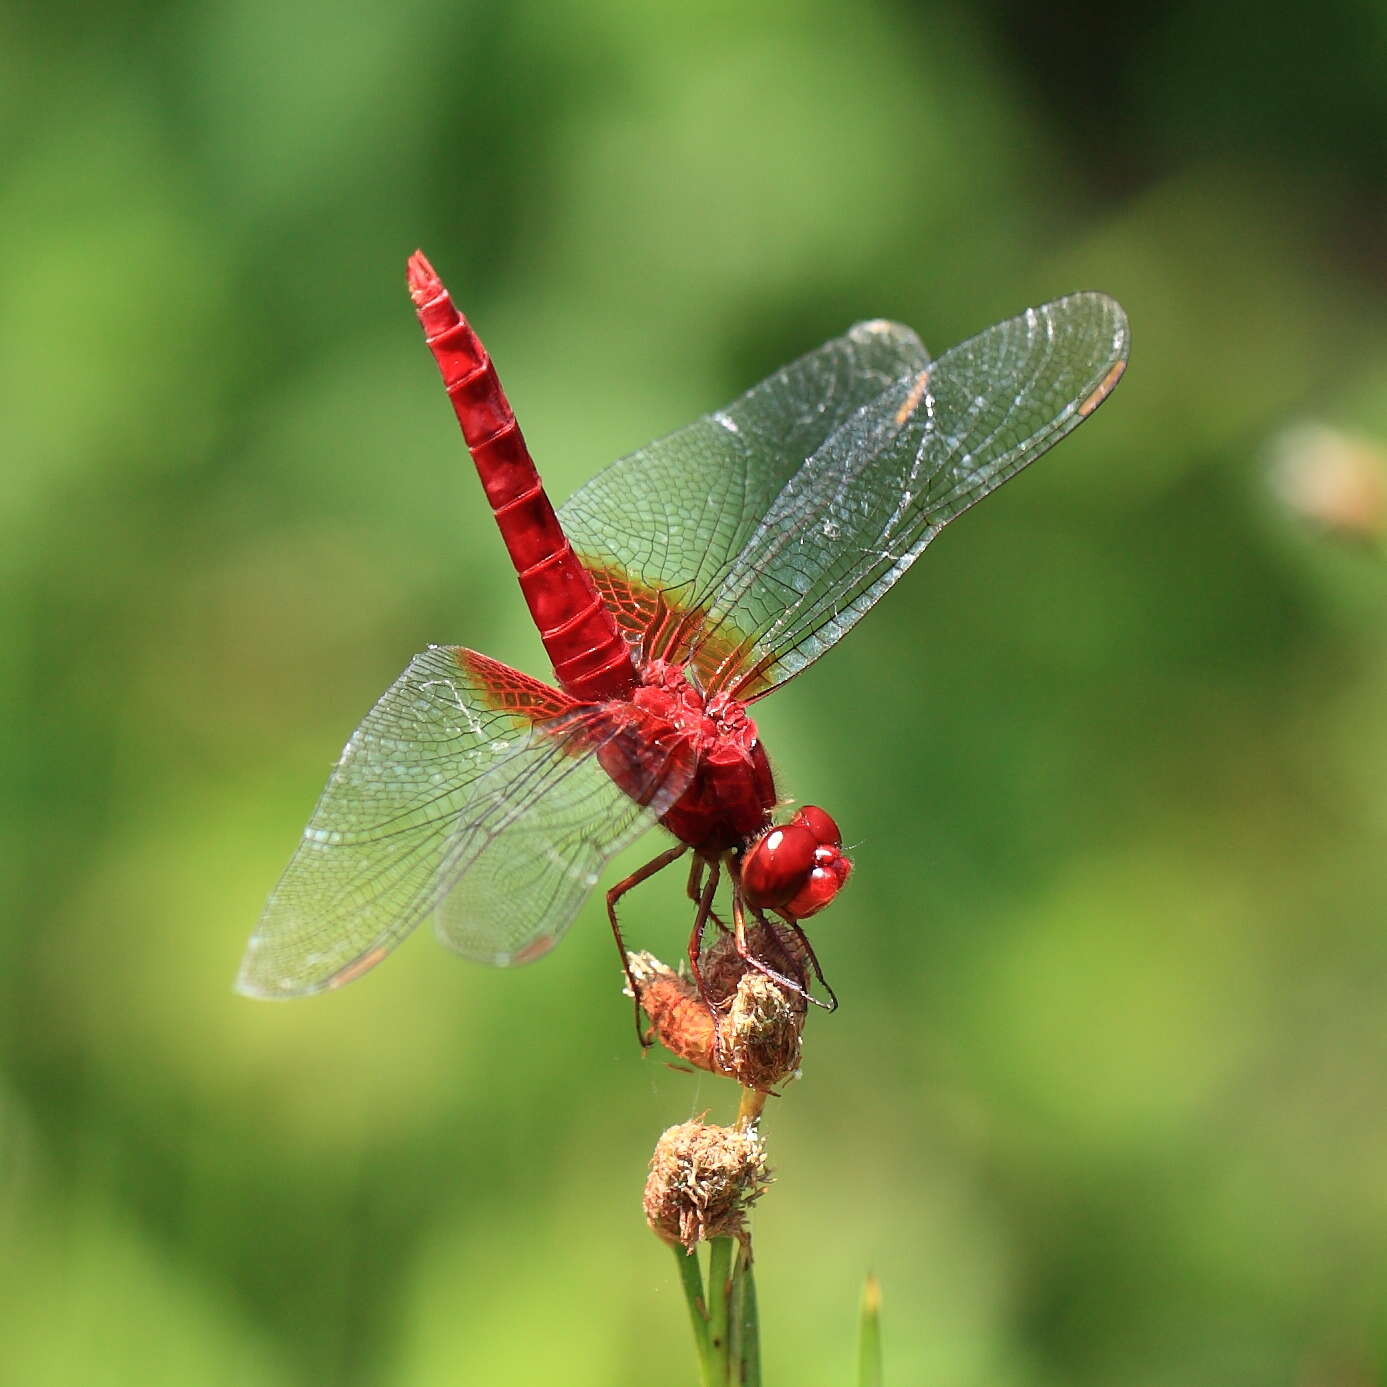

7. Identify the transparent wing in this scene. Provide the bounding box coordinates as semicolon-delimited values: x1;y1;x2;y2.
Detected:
238;646;691;998
705;293;1130;695
429;691;693;967
564;294;1127;699
559;319;930;683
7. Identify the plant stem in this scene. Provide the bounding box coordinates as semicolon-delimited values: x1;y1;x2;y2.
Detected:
736;1086;767;1129
727;1248;745;1377
733;1240;761;1386
672;1244;715;1386
707;1236;735;1378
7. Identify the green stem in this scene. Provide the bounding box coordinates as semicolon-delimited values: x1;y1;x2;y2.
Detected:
727;1249;745;1376
732;1242;761;1386
672;1244;715;1386
707;1236;735;1380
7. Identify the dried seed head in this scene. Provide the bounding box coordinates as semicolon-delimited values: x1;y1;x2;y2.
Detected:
701;920;809;1003
627;931;807;1092
627;950;720;1072
644;1118;771;1250
718;969;805;1091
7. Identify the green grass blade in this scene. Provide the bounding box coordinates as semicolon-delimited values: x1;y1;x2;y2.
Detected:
858;1273;883;1387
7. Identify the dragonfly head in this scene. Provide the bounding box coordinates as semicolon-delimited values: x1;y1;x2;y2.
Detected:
738;805;852;919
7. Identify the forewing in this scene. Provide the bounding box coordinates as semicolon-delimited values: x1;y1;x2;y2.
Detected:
696;292;1130;696
238;646;690;998
559;320;929;678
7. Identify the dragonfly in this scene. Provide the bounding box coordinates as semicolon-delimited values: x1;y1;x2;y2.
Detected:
237;252;1128;1009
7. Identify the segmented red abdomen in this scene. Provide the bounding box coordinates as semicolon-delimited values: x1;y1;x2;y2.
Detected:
407;251;639;704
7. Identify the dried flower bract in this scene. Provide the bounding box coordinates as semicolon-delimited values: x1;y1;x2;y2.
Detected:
644;1118;771;1250
627;921;808;1091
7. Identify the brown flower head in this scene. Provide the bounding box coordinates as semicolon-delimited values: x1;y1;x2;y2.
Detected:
643;1117;771;1250
627;920;809;1091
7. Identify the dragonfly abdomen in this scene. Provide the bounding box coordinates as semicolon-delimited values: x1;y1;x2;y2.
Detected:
407;251;638;704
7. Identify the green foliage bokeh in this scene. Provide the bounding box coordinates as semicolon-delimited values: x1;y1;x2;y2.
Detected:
4;2;1387;1384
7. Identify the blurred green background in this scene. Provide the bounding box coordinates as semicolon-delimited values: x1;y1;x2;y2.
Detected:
5;1;1387;1383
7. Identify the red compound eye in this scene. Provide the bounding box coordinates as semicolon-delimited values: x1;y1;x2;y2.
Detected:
784;850;851;918
792;805;841;847
740;823;817;909
784;869;835;918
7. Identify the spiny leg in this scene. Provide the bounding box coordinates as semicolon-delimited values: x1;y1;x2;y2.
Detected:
608;843;688;1044
686;852;708;906
745;899;807;979
686;853;730;934
771;908;839;1012
730;889;828;1005
686;856;728;1068
686;854;721;1011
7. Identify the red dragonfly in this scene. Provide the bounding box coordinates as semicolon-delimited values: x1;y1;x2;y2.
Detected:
238;253;1128;1004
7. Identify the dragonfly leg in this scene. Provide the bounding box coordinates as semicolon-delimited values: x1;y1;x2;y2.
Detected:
771;909;839;1012
608;843;688;1045
686;855;728;1066
732;893;835;1011
747;900;805;978
686;853;730;934
686;852;707;905
685;855;721;1013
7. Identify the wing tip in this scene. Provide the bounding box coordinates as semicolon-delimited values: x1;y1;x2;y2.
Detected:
233;941;305;1001
1078;359;1128;417
853;317;902;336
1040;291;1131;399
234;936;393;1000
233;961;294;1001
1064;290;1131;355
848;318;926;355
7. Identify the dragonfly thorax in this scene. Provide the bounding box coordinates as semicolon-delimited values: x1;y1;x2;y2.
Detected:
631;660;777;853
